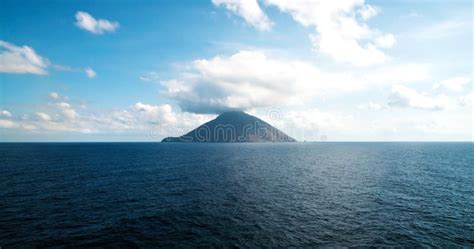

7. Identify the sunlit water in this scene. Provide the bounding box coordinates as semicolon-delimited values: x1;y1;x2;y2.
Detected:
1;142;473;247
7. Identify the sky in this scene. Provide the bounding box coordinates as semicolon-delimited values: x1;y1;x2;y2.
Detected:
0;0;472;142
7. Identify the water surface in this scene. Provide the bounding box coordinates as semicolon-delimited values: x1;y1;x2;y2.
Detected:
1;142;473;247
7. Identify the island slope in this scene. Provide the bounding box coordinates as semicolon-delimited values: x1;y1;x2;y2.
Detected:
162;111;296;142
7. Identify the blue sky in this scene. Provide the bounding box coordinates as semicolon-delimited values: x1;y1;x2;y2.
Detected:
0;0;472;141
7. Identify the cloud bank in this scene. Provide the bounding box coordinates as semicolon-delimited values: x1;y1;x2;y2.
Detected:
0;93;214;139
160;50;431;114
161;50;335;113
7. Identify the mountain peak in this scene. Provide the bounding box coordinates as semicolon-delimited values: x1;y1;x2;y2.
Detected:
162;111;296;143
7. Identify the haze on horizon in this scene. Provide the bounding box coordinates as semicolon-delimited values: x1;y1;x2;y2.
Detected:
0;0;472;142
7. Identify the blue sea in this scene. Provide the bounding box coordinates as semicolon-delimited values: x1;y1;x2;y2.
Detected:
0;142;473;247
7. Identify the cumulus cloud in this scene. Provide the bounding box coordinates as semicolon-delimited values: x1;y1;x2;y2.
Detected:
0;40;49;75
0;99;85;132
0;93;214;139
161;50;331;113
212;0;273;31
358;4;379;20
263;0;395;66
49;92;60;100
36;112;52;121
57;102;79;120
85;67;96;78
0;119;18;129
388;85;455;111
0;110;36;130
17;100;84;132
160;50;430;114
1;110;12;117
75;11;119;34
433;76;471;92
132;102;177;124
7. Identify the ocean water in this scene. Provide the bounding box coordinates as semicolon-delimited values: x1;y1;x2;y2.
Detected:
0;142;473;247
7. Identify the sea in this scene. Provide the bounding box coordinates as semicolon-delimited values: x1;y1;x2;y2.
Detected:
0;142;473;247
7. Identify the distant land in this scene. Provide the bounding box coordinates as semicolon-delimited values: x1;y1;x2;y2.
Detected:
162;111;296;142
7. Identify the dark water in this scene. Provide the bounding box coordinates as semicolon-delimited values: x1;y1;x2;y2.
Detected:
1;143;473;247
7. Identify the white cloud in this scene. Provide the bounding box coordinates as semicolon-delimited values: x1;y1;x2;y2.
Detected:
433;76;471;92
0;119;18;129
411;112;471;136
49;92;60;99
133;102;178;124
57;102;71;108
388;85;455;111
212;0;273;31
360;111;471;140
0;116;36;130
161;50;430;114
264;0;395;66
0;40;96;78
57;102;79;120
459;91;474;107
161;50;336;113
2;91;471;141
358;4;379;20
357;102;384;111
99;103;214;138
75;11;119;35
415;121;455;134
375;34;396;48
36;112;52;121
139;72;160;82
364;63;430;84
1;110;12;117
0;40;49;75
259;108;351;141
85;67;96;78
0;93;214;139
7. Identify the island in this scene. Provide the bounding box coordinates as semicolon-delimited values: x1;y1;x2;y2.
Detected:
162;111;296;142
